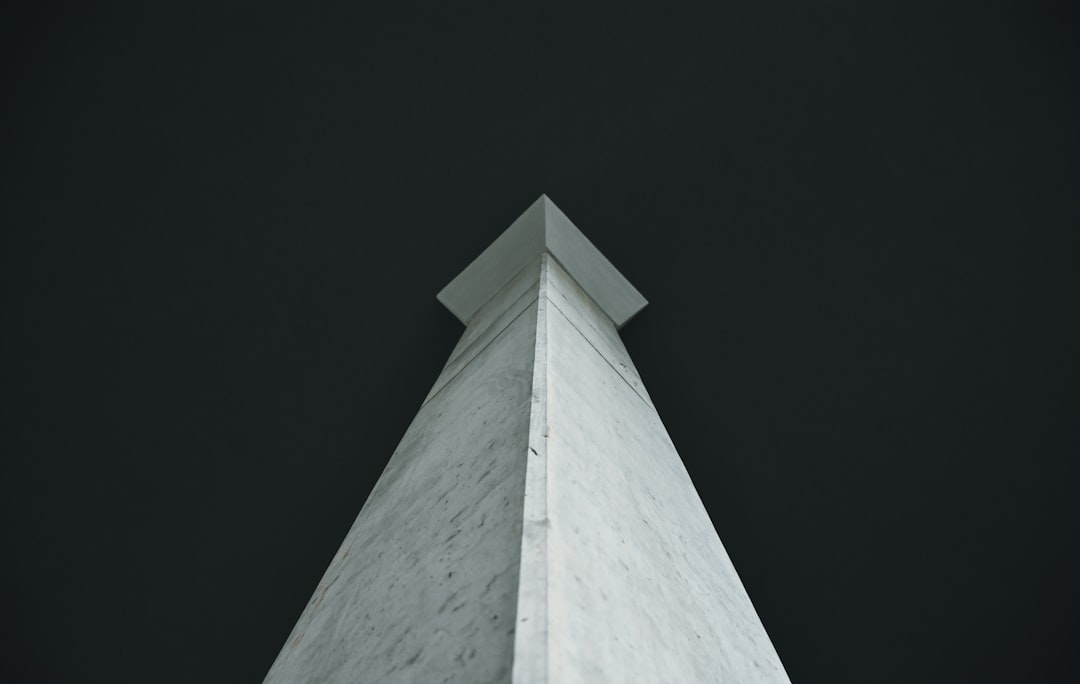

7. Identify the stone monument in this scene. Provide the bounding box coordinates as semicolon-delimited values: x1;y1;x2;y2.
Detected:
264;195;791;683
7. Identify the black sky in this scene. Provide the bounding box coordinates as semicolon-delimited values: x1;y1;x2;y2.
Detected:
3;2;1079;682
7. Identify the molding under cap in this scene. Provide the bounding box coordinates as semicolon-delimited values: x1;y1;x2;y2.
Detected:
437;195;648;328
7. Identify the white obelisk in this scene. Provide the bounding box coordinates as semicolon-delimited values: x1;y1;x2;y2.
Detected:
264;196;791;683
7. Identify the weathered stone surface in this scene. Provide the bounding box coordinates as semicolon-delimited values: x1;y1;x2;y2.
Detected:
536;257;789;683
265;197;790;683
264;266;540;683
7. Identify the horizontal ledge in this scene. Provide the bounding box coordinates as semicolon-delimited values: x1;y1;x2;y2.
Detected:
437;195;647;329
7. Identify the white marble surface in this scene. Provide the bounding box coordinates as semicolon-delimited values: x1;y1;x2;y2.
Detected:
437;195;646;328
264;265;542;683
265;206;790;682
534;257;791;682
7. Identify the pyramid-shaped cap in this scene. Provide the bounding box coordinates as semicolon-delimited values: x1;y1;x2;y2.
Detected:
437;195;647;328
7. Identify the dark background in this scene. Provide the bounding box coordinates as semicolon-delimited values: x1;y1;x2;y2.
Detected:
3;2;1078;682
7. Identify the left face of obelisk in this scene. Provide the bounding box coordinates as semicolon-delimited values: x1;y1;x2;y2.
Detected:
264;260;544;683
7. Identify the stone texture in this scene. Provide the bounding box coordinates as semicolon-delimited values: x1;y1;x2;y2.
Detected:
437;195;647;328
264;197;790;683
536;257;789;683
264;262;542;683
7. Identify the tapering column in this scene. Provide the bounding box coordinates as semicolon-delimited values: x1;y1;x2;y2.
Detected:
264;195;791;683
